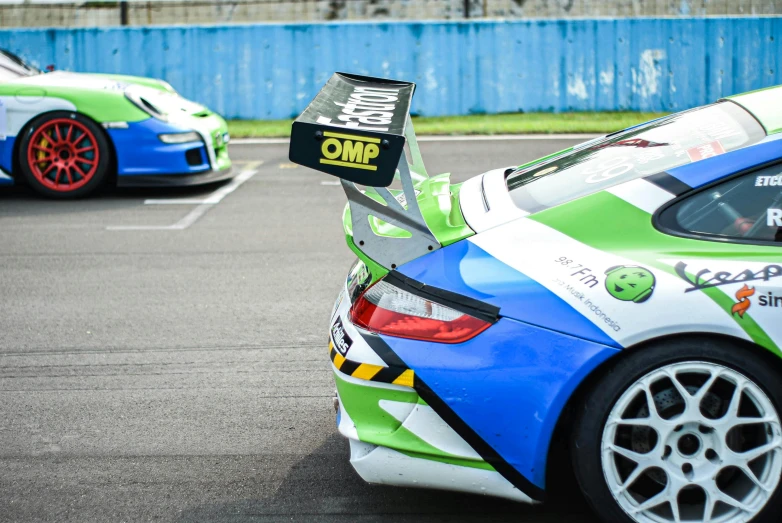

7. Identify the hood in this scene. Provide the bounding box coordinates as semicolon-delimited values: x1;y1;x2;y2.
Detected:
10;71;208;117
9;71;130;91
124;83;208;119
9;71;174;92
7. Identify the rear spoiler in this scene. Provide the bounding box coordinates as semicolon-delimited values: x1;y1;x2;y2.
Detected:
289;72;441;269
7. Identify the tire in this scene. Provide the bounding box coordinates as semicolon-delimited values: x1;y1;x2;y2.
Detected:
572;337;782;523
18;111;111;198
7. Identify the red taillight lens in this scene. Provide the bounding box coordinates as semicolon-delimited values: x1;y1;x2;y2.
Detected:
349;280;492;344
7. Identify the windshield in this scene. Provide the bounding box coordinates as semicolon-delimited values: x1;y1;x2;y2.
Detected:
0;49;41;81
506;102;766;213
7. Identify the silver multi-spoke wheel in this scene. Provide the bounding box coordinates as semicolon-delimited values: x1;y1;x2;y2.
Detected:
602;362;782;523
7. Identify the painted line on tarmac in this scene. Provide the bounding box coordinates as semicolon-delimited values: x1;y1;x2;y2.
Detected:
231;134;598;145
107;162;261;231
143;161;263;205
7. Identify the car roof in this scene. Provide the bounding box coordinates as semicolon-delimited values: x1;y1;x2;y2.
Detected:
726;85;782;135
667;132;782;189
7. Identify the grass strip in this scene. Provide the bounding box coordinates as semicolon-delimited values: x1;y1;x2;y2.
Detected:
227;111;668;138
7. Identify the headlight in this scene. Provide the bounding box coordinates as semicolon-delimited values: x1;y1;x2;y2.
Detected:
125;87;168;122
158;132;201;144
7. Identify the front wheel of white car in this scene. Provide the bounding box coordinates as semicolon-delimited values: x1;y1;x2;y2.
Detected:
572;337;782;523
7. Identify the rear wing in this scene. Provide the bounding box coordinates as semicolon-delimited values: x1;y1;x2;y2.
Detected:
289;72;441;269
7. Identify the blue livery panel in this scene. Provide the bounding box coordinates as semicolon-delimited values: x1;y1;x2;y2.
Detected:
108;118;210;177
380;317;620;489
0;136;15;178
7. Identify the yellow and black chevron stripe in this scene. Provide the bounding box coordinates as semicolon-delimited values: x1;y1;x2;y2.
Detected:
329;342;415;388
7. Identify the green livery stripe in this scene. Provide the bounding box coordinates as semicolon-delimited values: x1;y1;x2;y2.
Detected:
531;191;781;356
689;271;779;353
334;372;491;471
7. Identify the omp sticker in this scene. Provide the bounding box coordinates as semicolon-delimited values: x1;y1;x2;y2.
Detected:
319;131;381;171
686;141;725;162
470;218;749;347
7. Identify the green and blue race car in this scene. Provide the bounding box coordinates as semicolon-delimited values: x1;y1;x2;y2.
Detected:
290;73;782;523
0;49;231;198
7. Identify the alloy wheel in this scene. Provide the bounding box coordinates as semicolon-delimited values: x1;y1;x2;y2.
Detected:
602;361;782;522
26;118;100;192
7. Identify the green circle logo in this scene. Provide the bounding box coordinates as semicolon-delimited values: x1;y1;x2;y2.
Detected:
604;265;656;303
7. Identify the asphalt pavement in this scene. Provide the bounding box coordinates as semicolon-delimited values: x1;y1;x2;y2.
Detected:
0;137;601;522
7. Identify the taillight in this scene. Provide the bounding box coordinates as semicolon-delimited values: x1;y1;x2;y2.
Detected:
349;280;492;343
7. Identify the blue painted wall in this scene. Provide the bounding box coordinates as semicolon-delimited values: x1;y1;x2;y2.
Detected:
0;18;779;120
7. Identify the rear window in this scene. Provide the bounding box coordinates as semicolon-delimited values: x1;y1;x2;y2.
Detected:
506;102;765;213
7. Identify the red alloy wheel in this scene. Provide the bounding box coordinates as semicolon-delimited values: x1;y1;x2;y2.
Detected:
26;118;100;192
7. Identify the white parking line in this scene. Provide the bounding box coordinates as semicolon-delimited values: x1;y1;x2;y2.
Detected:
107;162;261;231
143;162;262;205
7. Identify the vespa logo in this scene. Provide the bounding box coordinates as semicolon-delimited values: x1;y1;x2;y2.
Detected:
319;131;381;171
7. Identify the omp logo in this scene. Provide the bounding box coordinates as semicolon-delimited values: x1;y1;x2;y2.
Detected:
732;284;755;318
319;131;380;171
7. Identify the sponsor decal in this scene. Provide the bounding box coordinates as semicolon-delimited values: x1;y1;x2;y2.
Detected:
757;288;782;308
590;138;669;151
319;131;381;172
552;276;621;331
686;140;725;162
331;317;353;356
553;257;600;287
551;257;621;331
732;284;755;318
675;262;782;292
393;189;421;208
316;85;401;132
730;286;782;319
767;208;782;227
604;265;656;303
756;175;782;187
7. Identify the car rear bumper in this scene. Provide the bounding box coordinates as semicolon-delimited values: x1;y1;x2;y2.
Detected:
328;282;533;503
